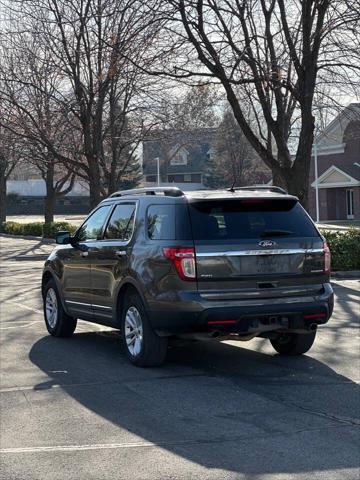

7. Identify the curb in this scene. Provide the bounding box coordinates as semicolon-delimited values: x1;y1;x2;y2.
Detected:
331;271;360;280
0;233;55;243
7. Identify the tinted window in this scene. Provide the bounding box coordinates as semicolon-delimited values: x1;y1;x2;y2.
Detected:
104;203;136;240
147;205;174;240
147;204;192;240
189;199;318;240
77;205;112;241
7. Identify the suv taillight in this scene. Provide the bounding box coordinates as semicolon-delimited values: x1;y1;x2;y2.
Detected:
323;241;331;274
163;247;196;281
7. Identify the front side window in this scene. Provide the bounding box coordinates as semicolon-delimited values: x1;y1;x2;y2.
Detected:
104;203;136;241
77;205;112;242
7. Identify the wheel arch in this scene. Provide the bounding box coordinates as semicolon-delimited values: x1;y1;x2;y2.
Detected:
42;268;69;314
42;270;55;296
114;280;149;326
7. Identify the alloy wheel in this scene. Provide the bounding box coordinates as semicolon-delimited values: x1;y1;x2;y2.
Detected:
124;306;143;357
45;288;58;328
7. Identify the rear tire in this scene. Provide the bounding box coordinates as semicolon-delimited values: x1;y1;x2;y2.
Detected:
270;331;316;355
121;293;168;367
43;279;77;337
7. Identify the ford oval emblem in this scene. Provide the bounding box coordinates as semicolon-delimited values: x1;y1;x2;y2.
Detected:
259;240;276;248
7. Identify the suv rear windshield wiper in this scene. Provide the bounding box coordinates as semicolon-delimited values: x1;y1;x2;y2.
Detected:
260;230;293;237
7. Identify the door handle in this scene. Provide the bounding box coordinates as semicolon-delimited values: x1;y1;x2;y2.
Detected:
115;250;127;257
80;251;89;257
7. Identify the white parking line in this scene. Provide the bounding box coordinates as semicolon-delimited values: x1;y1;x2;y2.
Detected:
0;380;116;393
0;441;167;454
0;301;42;314
0;424;354;455
0;321;42;330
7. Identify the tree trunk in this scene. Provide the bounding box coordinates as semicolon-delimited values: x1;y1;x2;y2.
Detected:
0;171;7;224
107;168;117;195
44;188;55;224
87;156;102;208
289;106;315;210
272;162;310;210
271;164;290;193
44;163;55;224
288;163;310;210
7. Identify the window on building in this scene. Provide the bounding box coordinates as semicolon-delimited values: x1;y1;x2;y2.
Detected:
168;174;185;183
207;147;214;160
146;175;157;182
191;174;202;183
346;189;354;219
169;145;188;165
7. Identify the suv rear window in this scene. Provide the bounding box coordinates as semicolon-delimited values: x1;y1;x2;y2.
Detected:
188;199;318;240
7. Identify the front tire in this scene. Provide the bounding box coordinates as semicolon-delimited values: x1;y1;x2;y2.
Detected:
121;293;168;367
43;279;77;337
270;330;316;355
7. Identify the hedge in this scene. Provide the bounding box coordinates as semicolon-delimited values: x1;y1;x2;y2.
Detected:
0;221;77;239
320;228;360;271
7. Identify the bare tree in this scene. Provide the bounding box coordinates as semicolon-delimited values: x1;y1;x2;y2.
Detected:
0;0;161;209
146;0;360;207
144;84;219;182
0;126;22;223
0;32;78;223
98;70;146;194
204;110;270;188
11;0;161;207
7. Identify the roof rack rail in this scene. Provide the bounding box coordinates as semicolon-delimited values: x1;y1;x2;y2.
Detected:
229;185;287;194
110;187;184;198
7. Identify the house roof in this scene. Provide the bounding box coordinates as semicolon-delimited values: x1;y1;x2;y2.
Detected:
337;163;360;181
315;103;360;149
311;163;360;188
143;127;218;142
142;128;216;175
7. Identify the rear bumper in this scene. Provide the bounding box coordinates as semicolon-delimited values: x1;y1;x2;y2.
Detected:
148;283;334;335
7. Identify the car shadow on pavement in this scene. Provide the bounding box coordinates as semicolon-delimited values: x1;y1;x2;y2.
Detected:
29;330;360;477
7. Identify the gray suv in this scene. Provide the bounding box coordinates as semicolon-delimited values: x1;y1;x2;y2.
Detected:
42;186;333;367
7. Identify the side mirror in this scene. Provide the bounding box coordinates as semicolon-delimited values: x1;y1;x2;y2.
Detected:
55;231;72;245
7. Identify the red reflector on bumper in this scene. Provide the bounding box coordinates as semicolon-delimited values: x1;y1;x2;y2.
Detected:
207;320;237;325
303;313;326;319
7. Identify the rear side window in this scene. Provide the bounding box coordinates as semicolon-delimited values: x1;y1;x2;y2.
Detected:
147;204;192;240
189;199;318;240
148;205;174;240
104;203;136;241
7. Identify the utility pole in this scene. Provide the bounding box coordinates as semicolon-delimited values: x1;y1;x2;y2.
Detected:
155;157;160;186
313;142;320;223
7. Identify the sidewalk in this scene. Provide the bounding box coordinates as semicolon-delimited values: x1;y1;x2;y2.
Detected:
317;221;360;231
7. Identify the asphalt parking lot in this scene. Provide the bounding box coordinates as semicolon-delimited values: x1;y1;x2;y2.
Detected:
0;235;359;480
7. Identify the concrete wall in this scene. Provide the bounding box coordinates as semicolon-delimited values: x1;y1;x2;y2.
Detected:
6;197;90;216
7;180;89;197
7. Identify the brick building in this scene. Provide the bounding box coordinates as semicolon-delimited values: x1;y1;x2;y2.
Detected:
309;103;360;221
